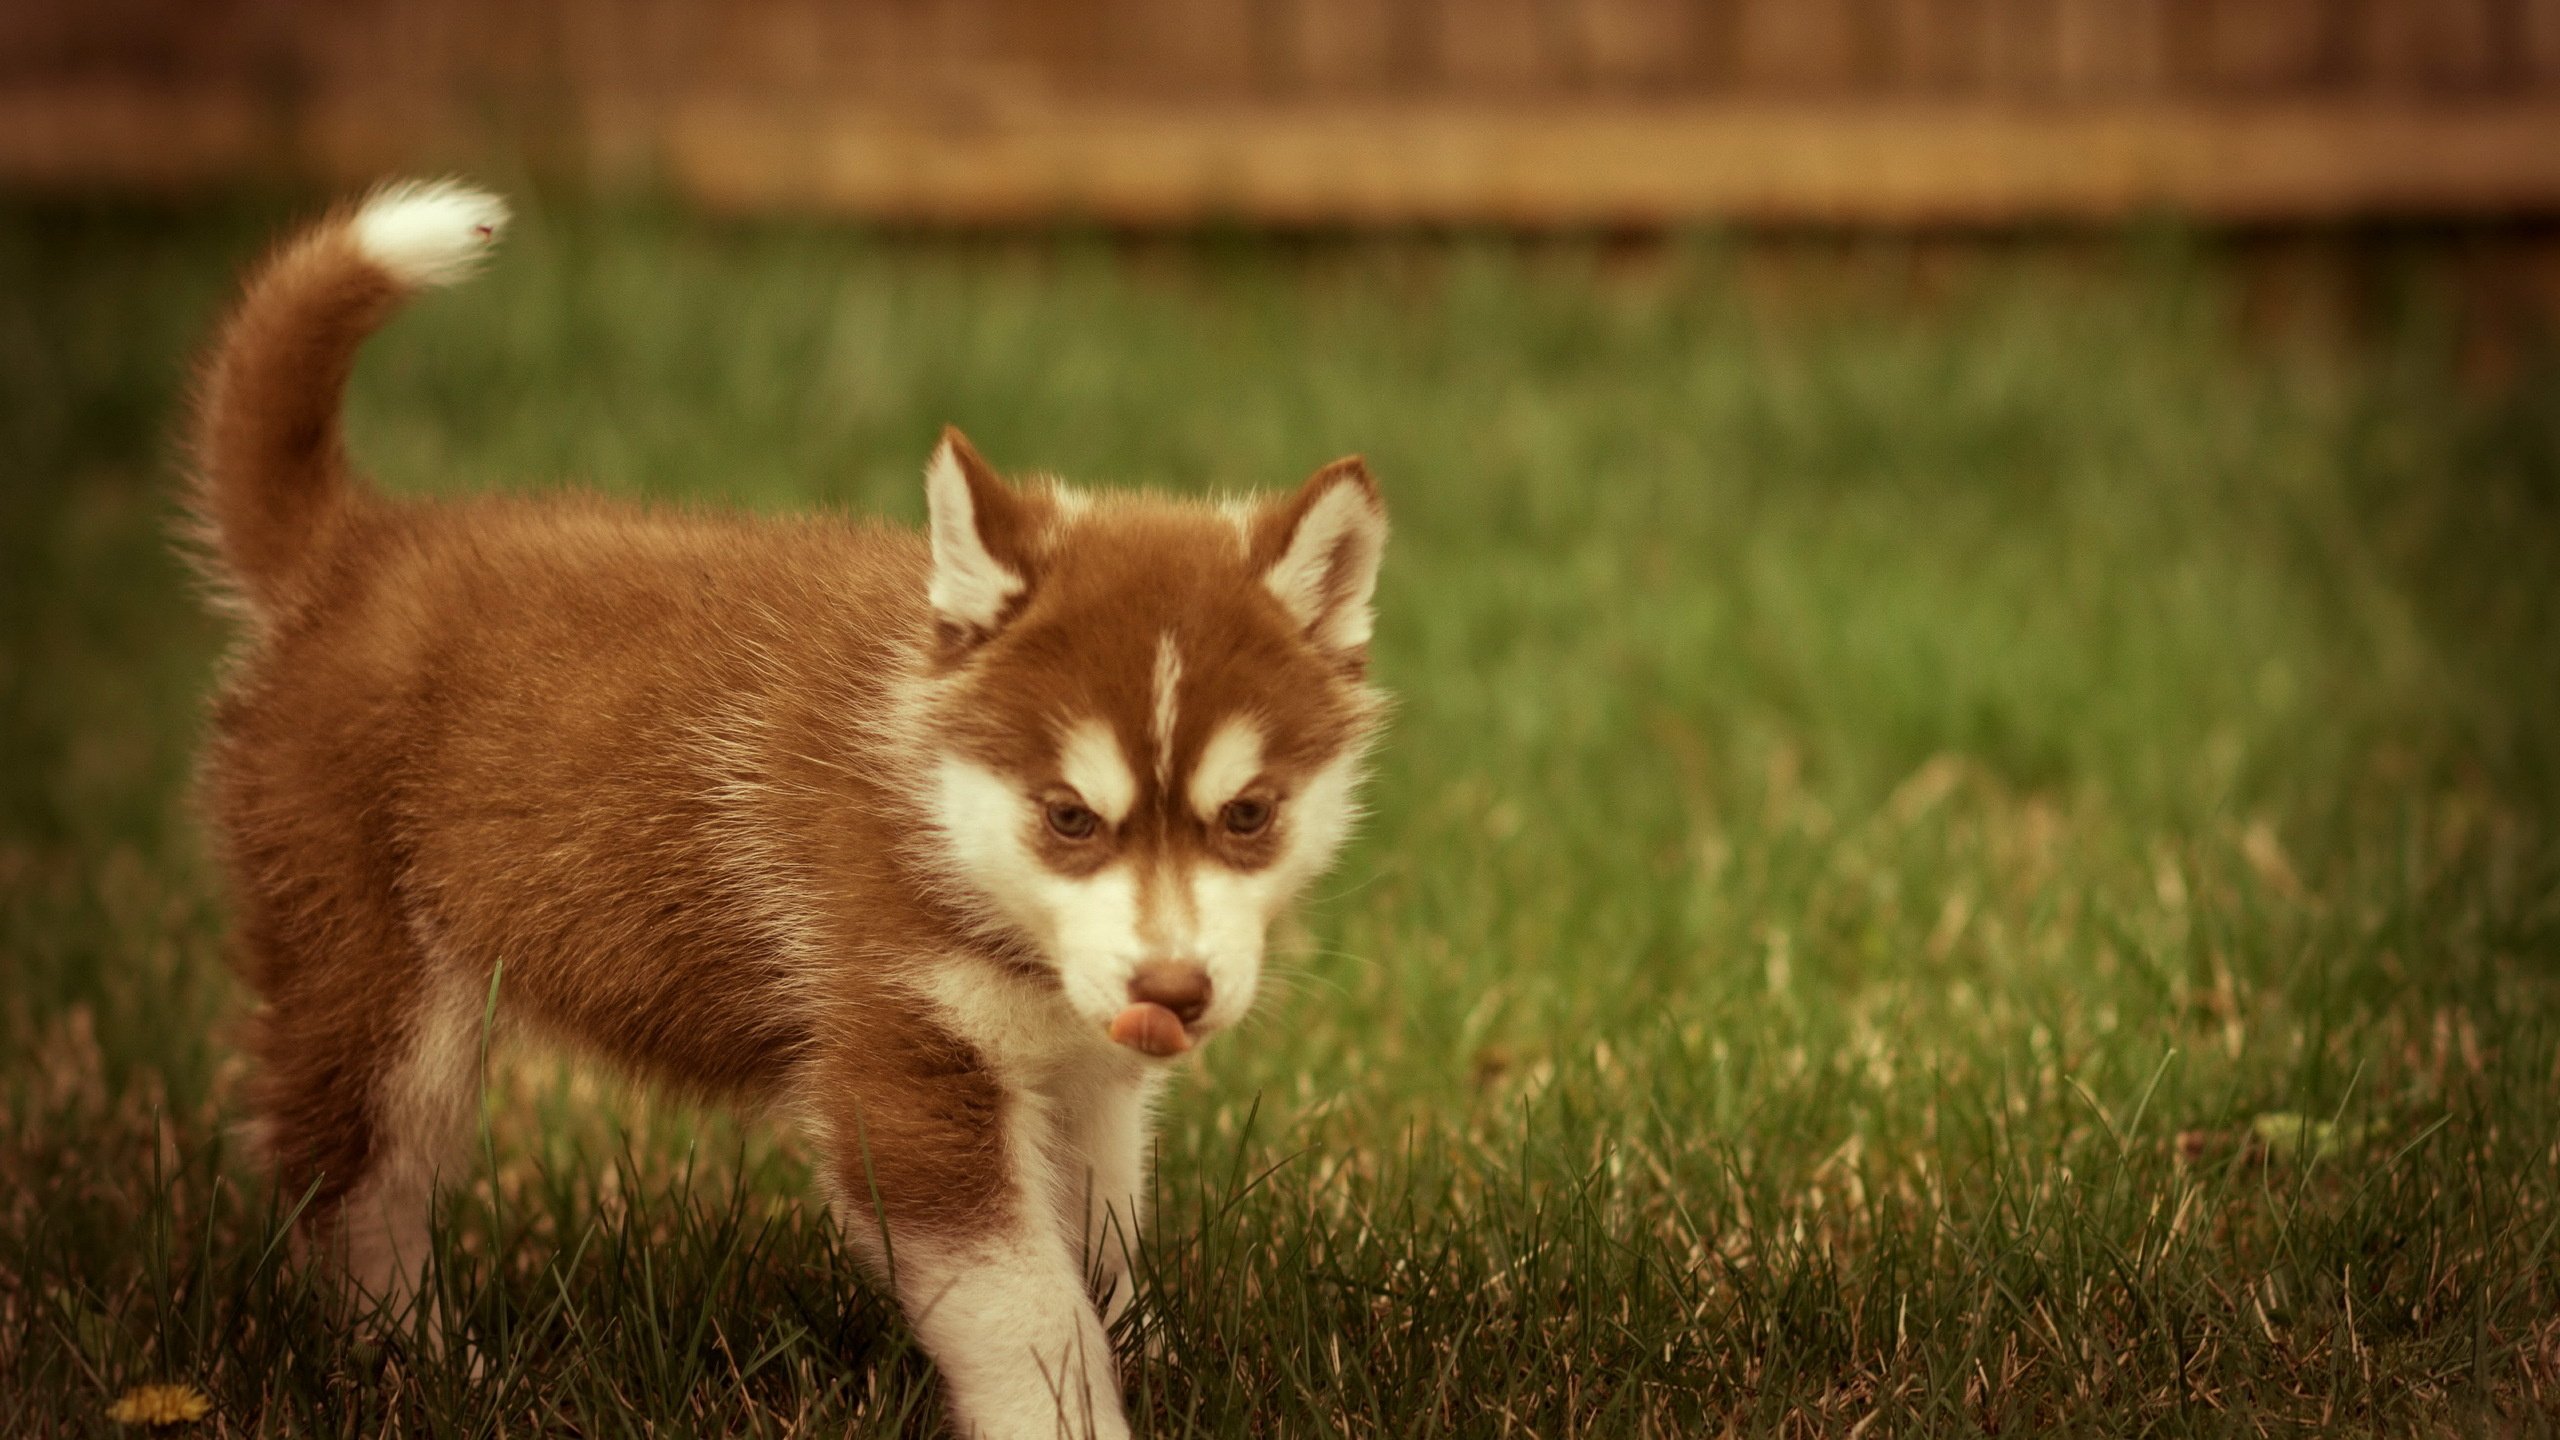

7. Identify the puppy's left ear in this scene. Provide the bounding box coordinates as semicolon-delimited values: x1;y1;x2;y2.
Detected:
925;426;1040;654
1256;456;1388;670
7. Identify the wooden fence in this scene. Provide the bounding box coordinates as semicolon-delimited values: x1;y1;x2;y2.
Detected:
7;0;2560;223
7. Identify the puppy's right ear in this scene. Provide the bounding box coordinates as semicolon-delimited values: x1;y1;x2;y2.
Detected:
925;427;1036;655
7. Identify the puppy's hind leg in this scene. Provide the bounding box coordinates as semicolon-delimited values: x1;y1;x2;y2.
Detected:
336;952;492;1320
247;920;490;1325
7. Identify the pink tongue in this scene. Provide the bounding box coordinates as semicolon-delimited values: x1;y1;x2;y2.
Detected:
1109;1002;1192;1057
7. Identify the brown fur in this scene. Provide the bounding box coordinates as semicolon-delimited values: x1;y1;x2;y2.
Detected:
189;210;400;620
184;196;1381;1289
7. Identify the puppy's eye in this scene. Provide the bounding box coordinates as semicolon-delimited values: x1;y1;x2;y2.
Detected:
1220;797;1274;837
1045;799;1101;840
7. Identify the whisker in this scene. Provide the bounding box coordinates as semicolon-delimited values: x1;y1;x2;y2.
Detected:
1255;968;1352;1005
1286;947;1387;975
1305;869;1393;906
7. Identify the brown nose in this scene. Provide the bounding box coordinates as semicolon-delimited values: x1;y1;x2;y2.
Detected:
1128;961;1213;1025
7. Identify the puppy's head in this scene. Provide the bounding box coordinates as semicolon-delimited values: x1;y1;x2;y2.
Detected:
917;428;1386;1051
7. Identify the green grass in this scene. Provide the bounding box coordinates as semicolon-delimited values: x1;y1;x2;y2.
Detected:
5;197;2559;1435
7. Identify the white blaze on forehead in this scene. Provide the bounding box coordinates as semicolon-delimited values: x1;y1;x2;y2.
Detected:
1151;631;1182;788
1057;717;1137;824
1187;716;1266;819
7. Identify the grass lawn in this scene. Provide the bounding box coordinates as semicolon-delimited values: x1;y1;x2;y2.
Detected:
3;197;2557;1435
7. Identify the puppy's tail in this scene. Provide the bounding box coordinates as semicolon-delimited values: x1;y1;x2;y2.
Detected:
188;179;508;616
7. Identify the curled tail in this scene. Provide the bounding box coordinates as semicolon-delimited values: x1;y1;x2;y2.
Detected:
188;179;508;616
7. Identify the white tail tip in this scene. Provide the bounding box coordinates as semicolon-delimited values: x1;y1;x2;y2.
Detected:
350;179;509;288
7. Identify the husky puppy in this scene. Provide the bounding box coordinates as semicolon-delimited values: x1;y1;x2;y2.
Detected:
186;181;1386;1439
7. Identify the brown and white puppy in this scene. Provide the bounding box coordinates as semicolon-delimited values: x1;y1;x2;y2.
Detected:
186;181;1386;1439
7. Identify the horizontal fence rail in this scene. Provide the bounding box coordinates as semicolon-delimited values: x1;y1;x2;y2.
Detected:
8;0;2560;221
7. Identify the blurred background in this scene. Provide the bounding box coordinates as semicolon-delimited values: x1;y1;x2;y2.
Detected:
9;0;2560;223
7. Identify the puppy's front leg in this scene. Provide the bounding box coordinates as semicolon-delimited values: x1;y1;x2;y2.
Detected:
1047;1069;1164;1327
895;1215;1127;1440
813;1041;1128;1440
